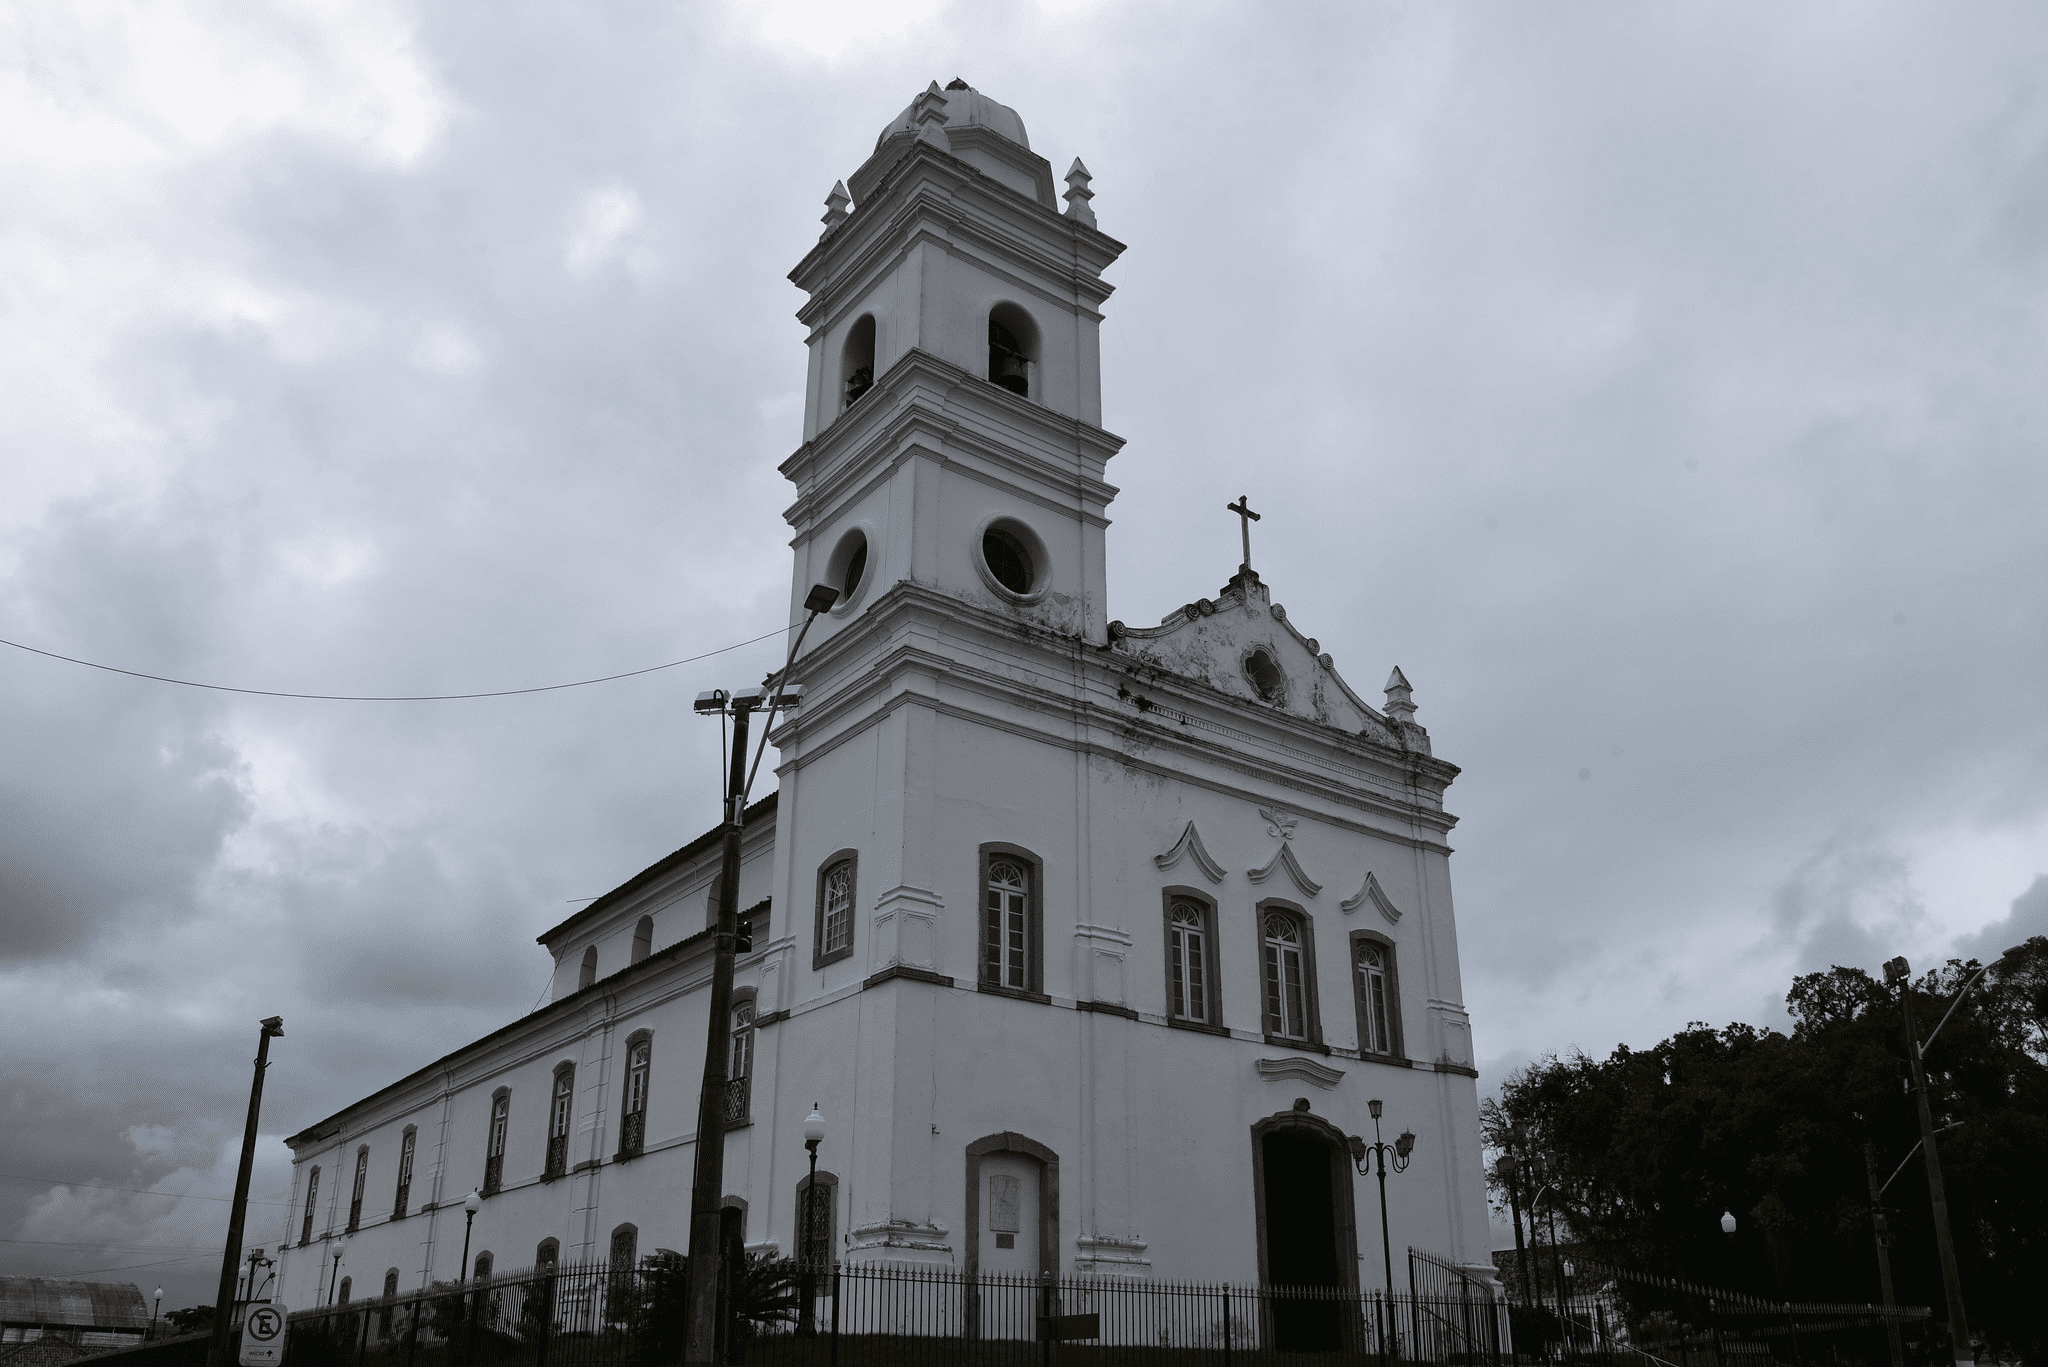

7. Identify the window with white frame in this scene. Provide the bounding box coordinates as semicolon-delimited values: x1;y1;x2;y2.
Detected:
984;860;1030;990
725;1001;754;1125
348;1147;368;1231
1168;899;1211;1023
1262;912;1311;1041
393;1128;415;1218
1353;936;1400;1057
546;1066;573;1177
620;1037;651;1156
484;1092;509;1195
300;1166;320;1244
815;854;856;969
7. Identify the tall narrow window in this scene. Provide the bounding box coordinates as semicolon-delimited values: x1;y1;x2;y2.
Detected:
347;1148;368;1231
380;1269;399;1337
300;1167;320;1245
984;860;1030;990
1262;912;1310;1041
631;916;653;964
604;1224;639;1320
535;1239;559;1271
724;1001;753;1126
620;1037;651;1158
987;303;1037;398
393;1128;415;1219
841;314;876;410
1352;935;1402;1058
473;1252;493;1283
484;1092;509;1196
546;1066;574;1178
578;946;597;991
338;1277;351;1305
1168;899;1210;1023
815;853;856;969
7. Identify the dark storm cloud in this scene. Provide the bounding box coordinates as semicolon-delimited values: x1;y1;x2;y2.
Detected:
3;0;2045;1301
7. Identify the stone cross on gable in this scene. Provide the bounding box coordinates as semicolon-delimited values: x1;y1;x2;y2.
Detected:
1227;495;1261;572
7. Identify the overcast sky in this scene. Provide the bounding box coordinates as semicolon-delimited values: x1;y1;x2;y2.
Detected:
4;0;2046;1302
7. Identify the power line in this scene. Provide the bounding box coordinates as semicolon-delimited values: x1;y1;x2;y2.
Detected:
0;1238;218;1253
43;1254;220;1279
0;1172;289;1206
0;625;793;702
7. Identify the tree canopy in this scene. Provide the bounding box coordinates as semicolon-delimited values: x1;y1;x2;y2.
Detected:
1484;937;2048;1359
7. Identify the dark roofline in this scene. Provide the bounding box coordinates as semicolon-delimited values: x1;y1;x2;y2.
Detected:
284;896;771;1149
536;791;778;947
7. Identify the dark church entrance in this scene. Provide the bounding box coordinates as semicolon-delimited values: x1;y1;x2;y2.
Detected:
1259;1126;1347;1352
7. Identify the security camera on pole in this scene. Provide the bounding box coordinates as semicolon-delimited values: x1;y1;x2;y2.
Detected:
681;583;839;1365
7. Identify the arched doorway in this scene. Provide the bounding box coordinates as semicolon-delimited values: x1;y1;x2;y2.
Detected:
1251;1108;1363;1353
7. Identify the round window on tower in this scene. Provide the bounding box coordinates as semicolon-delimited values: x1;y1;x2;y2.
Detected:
1244;648;1286;704
824;525;873;614
973;515;1051;604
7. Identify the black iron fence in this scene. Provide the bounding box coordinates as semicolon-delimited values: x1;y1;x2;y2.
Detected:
279;1258;1509;1367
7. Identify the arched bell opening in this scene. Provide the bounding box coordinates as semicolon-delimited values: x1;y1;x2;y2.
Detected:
841;314;876;410
987;302;1038;399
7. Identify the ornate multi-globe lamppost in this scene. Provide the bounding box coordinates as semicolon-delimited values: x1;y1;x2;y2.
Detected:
1349;1100;1416;1362
796;1106;827;1338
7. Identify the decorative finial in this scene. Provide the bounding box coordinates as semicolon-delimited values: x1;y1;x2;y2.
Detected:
912;81;951;149
820;180;850;239
1063;158;1096;227
1384;666;1416;724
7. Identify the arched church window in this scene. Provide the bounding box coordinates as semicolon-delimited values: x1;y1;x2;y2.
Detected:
535;1238;559;1271
379;1269;399;1337
604;1224;638;1321
578;945;597;991
473;1252;492;1283
545;1065;573;1178
1352;933;1402;1058
815;852;857;969
631;916;652;964
724;999;753;1126
393;1126;415;1219
1261;910;1316;1042
620;1034;651;1157
300;1166;320;1245
484;1090;509;1196
841;314;876;409
1167;898;1214;1024
977;845;1043;996
347;1146;368;1231
338;1276;351;1304
987;303;1037;397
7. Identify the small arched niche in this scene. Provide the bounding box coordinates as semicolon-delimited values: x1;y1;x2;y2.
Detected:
987;303;1038;399
841;315;876;410
578;945;598;991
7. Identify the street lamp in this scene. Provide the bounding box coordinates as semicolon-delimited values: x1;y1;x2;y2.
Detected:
1720;1211;1737;1237
151;1288;162;1340
459;1190;482;1282
797;1105;827;1338
682;583;839;1365
1349;1099;1416;1364
328;1249;343;1306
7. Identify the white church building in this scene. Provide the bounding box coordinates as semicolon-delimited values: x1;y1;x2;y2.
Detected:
275;80;1493;1313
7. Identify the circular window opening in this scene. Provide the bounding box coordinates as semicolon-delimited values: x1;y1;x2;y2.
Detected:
824;527;871;609
1245;648;1286;702
982;528;1033;594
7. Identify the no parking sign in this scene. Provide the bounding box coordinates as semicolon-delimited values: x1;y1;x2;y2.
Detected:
239;1304;288;1367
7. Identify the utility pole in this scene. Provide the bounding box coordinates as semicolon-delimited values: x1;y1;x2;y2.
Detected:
682;584;837;1365
1884;957;1973;1367
208;1016;283;1367
1864;1142;1905;1367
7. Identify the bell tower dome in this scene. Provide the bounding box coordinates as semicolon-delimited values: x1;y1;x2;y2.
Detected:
781;79;1125;649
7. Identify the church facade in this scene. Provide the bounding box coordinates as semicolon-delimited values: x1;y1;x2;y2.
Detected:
274;81;1493;1312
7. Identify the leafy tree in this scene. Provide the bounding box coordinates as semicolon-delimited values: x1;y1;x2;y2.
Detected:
1484;937;2048;1362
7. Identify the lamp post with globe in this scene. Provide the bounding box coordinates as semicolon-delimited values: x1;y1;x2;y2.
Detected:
797;1106;827;1338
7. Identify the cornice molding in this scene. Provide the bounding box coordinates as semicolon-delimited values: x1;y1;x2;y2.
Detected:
1341;871;1403;926
1248;842;1322;898
1153;820;1226;884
